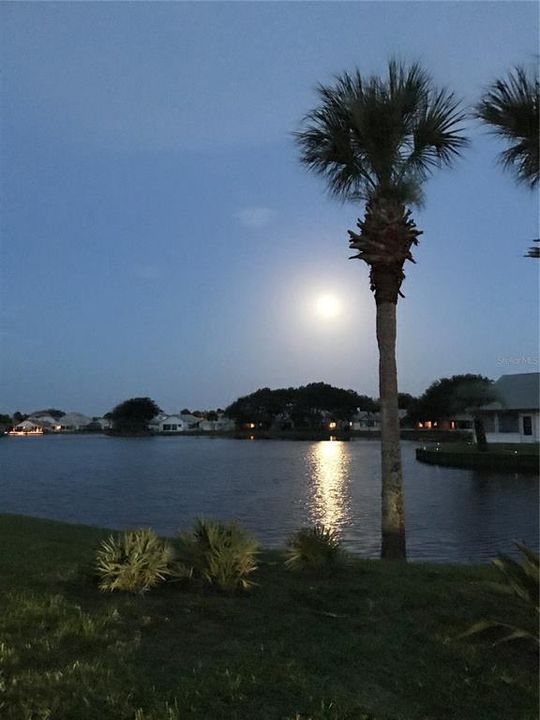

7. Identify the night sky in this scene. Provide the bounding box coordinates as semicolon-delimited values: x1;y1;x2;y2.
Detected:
1;1;538;415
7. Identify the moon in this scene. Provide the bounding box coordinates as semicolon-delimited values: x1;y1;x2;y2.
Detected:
315;294;341;320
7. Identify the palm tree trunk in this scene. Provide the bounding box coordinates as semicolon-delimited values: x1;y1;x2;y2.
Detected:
376;300;407;560
473;417;488;451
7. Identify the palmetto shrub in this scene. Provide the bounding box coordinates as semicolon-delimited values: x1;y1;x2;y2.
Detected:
96;529;175;594
462;542;539;645
285;525;343;571
177;518;258;592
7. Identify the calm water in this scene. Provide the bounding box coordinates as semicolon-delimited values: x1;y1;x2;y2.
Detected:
1;435;538;563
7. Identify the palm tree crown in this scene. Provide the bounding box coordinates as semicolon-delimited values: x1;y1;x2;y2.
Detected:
295;60;468;208
475;65;539;188
295;61;467;303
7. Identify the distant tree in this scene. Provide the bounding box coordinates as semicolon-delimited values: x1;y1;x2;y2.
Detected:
180;408;191;416
13;411;27;424
0;413;12;426
410;375;496;449
397;393;416;411
226;387;294;428
356;394;377;412
110;397;161;435
293;383;361;426
226;383;367;429
206;411;218;422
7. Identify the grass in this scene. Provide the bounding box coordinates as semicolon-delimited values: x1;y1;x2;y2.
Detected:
416;443;539;472
425;443;539;456
0;514;538;720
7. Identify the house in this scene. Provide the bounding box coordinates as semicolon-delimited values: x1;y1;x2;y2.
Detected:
9;420;43;436
149;411;234;434
84;417;113;432
416;414;474;431
58;412;93;431
351;410;381;430
27;414;62;431
199;414;235;432
479;372;540;443
149;414;191;433
178;413;202;429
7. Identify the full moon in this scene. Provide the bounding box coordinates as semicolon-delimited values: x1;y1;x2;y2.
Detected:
315;294;341;320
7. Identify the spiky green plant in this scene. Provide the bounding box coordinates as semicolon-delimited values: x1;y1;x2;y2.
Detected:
461;542;539;645
96;529;175;594
285;525;344;571
177;518;259;592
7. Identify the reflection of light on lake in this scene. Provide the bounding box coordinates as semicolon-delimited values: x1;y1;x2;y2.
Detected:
309;440;351;531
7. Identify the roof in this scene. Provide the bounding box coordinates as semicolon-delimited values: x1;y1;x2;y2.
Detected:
485;373;540;411
27;415;59;426
179;414;201;424
15;420;41;429
60;412;93;426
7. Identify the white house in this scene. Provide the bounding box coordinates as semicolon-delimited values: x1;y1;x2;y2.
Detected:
9;420;43;436
27;414;62;431
92;417;113;431
198;414;235;432
59;412;93;431
351;410;380;430
480;372;540;443
178;413;202;429
149;411;234;433
149;414;190;433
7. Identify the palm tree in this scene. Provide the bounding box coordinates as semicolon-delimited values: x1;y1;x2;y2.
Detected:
295;61;467;559
475;65;539;189
525;240;540;258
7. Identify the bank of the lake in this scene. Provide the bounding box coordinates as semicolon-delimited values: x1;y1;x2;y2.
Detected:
416;443;540;473
0;514;537;720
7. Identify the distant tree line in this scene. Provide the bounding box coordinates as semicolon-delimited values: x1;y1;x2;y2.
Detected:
0;377;496;436
225;382;415;430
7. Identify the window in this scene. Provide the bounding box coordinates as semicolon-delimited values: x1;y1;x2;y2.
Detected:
523;416;533;436
499;413;519;433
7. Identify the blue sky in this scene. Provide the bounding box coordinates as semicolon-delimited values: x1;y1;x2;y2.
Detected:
1;1;538;415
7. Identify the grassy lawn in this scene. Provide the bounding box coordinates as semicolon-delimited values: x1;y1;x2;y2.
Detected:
0;514;537;720
426;443;540;455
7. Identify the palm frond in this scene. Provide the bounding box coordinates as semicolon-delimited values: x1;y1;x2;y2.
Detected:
285;525;344;571
476;65;539;187
96;529;175;594
177;518;259;593
525;239;540;258
295;59;468;205
460;543;539;646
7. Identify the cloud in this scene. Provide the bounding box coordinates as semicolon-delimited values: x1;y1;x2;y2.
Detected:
235;207;274;229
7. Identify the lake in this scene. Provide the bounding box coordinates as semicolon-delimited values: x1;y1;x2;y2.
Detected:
1;434;538;563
